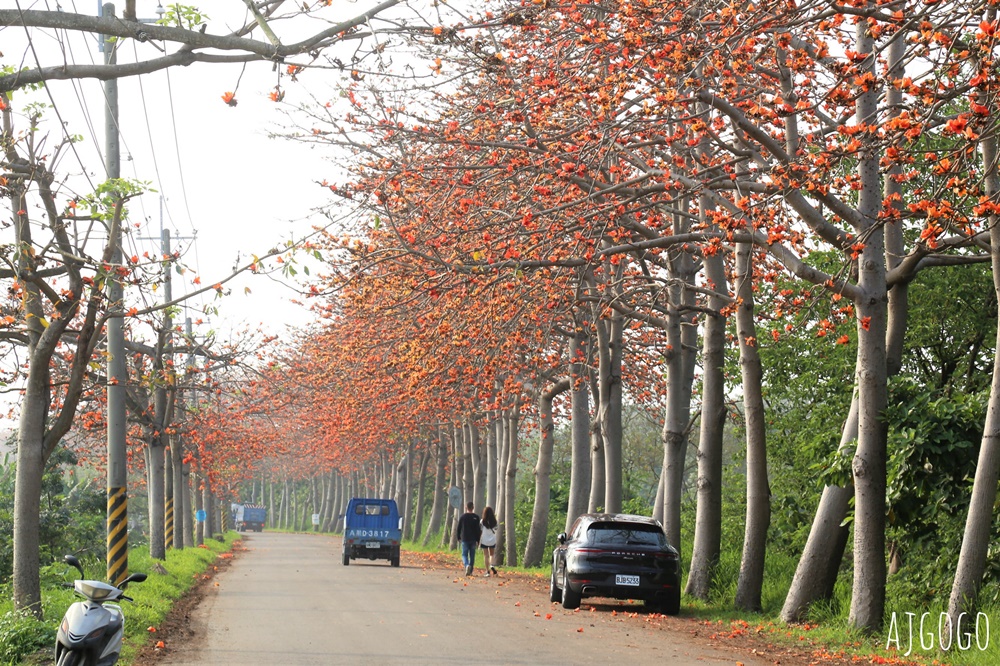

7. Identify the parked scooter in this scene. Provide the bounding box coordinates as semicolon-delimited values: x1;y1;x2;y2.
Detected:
55;554;147;666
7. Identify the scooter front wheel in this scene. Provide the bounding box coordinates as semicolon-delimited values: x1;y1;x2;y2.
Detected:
56;648;82;666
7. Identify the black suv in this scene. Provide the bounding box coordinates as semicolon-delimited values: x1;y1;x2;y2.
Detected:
549;513;681;614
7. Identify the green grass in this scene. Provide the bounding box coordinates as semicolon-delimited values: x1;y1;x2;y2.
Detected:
0;533;240;665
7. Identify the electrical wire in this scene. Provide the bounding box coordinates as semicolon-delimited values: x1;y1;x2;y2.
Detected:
164;67;197;236
57;1;105;184
13;0;98;193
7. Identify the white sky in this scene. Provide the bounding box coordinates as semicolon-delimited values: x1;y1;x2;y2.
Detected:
3;1;365;343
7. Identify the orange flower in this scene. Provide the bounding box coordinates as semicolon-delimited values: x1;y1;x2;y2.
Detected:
221;91;237;107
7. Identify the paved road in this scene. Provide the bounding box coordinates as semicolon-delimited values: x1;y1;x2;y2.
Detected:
157;531;761;665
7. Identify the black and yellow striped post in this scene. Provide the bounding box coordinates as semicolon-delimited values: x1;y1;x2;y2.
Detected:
164;445;174;550
164;494;174;551
107;486;128;585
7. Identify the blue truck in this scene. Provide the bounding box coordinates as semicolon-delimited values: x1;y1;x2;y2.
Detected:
342;498;402;567
232;503;267;532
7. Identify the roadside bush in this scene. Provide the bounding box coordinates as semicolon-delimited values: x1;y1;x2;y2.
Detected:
0;447;108;583
0;608;55;665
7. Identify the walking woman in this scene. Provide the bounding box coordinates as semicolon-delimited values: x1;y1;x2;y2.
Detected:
480;506;499;577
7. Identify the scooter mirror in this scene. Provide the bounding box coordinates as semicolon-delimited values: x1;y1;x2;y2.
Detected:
63;554;85;579
121;572;148;589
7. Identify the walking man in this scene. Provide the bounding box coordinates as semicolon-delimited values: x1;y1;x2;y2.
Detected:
456;502;482;576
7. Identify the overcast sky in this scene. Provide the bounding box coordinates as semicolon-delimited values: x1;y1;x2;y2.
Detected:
3;2;364;342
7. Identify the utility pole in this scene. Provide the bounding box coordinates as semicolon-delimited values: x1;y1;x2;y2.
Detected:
103;2;129;587
183;316;196;547
162;219;196;550
161;224;175;550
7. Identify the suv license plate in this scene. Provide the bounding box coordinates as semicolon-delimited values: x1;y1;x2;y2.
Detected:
366;541;380;549
616;574;640;586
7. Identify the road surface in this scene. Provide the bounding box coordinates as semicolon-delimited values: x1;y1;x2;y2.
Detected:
154;531;765;665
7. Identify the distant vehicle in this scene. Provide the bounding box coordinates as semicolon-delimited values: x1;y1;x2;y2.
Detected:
342;498;402;567
549;513;681;614
232;503;267;532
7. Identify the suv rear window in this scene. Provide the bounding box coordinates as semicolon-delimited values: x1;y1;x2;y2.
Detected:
587;522;666;547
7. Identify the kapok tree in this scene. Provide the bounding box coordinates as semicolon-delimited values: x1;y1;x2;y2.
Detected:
1;103;148;616
303;0;1000;632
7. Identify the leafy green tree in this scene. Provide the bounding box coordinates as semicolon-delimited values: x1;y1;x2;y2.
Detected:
901;265;996;394
0;447;106;583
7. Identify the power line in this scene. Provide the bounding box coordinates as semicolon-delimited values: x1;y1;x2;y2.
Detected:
164;67;197;236
13;0;97;193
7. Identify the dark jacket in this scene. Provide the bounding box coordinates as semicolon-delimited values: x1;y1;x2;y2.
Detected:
457;511;482;543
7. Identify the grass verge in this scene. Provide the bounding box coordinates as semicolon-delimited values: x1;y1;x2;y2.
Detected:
0;533;240;665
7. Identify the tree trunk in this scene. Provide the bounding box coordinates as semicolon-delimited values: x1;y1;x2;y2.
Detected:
848;16;889;631
653;464;665;526
662;273;689;550
470;421;486;513
567;328;592;531
423;430;448;546
447;430;460;550
319;473;332;532
734;241;770;612
318;474;330;532
331;473;341;532
267;477;275;529
487;415;499;509
280;480;289;529
594;311;625;514
204;478;215;538
660;202;698;550
495;411;510;564
381;450;392;499
949;22;1000;625
460;423;474;507
525;377;570;566
685;199;729;599
402;448;413;539
147;433;167;560
588;416;605;513
504;399;521;567
12;387;46;616
413;449;429;540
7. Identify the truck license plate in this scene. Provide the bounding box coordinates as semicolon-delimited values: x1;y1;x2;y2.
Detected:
616;574;639;586
366;541;380;549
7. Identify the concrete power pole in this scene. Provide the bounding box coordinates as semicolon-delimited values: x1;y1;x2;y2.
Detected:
161;225;176;550
182;316;195;547
102;2;129;586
